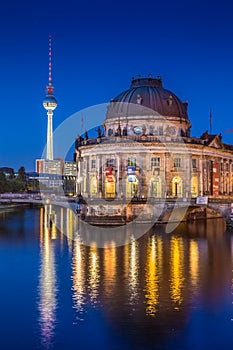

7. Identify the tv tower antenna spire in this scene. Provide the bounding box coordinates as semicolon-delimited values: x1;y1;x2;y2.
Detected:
43;35;57;160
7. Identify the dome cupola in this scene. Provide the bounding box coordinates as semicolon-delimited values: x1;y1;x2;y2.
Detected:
104;75;191;138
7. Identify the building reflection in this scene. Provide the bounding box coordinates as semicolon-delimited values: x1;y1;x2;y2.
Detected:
66;208;74;253
88;243;100;305
170;237;184;310
189;240;199;290
37;205;231;337
38;206;57;349
145;235;160;316
72;240;86;321
128;235;139;306
103;241;117;299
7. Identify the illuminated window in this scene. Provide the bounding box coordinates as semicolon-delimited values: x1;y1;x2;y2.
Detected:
151;157;160;167
174;158;181;168
128;157;136;167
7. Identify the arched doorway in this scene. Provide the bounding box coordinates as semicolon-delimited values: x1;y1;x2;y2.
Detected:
90;176;98;197
126;175;138;199
191;176;198;198
172;176;182;197
104;175;116;199
150;176;162;198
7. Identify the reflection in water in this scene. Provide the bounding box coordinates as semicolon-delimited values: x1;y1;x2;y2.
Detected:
40;208;44;249
189;240;199;289
72;241;86;321
66;208;73;253
38;207;57;349
103;241;116;298
88;243;100;305
34;205;231;349
170;237;184;310
145;235;160;316
128;236;139;306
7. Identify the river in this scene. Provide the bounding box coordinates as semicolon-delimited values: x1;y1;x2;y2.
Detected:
0;205;233;349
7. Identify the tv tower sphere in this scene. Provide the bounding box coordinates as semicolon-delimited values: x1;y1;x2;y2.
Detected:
43;94;57;111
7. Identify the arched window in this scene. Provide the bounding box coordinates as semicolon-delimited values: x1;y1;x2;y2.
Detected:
104;175;115;199
172;176;182;197
150;176;162;198
90;177;98;197
191;176;198;198
126;176;138;199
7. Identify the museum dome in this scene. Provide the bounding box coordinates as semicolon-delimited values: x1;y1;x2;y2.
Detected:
106;76;188;119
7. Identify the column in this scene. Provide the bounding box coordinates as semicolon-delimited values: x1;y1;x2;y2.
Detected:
198;156;203;196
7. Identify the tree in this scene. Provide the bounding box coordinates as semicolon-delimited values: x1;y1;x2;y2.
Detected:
17;166;27;192
0;172;7;193
8;168;15;179
18;166;26;182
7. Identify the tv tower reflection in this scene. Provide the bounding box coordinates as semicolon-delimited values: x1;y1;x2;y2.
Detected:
38;206;58;349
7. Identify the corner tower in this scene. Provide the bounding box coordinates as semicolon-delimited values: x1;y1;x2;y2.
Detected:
43;36;57;160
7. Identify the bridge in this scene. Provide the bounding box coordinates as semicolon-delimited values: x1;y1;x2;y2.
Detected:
1;193;233;227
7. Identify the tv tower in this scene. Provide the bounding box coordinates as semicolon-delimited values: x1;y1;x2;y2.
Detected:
43;36;57;160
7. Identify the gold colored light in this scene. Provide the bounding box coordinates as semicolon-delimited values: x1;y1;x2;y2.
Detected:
128;236;139;305
88;243;100;304
145;235;160;316
189;240;199;287
170;237;184;310
103;241;116;296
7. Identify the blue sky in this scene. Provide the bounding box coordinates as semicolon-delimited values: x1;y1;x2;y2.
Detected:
0;0;233;171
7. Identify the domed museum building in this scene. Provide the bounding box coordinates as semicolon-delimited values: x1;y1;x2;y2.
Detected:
75;76;233;209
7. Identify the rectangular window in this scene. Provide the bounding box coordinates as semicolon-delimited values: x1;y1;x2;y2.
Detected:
91;159;96;169
151;157;160;167
106;158;115;168
128;157;136;167
226;163;229;172
174;158;181;168
192;159;197;169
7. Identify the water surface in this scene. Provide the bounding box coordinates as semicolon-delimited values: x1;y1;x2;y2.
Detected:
0;206;233;350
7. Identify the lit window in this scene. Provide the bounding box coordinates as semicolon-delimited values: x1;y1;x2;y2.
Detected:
128;157;136;167
151;157;160;167
174;158;181;168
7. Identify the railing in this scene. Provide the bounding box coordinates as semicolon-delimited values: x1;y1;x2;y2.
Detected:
1;193;233;206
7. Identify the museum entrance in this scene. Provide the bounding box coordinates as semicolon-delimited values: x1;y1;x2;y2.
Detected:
126;176;138;199
172;176;182;197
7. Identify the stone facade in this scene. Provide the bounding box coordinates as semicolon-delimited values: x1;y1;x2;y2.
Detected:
75;77;233;201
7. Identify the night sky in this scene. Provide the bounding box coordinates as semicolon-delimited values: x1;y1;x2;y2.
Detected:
0;0;233;171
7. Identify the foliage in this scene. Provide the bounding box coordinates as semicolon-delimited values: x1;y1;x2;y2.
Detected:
18;166;26;183
0;172;7;193
0;166;39;193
